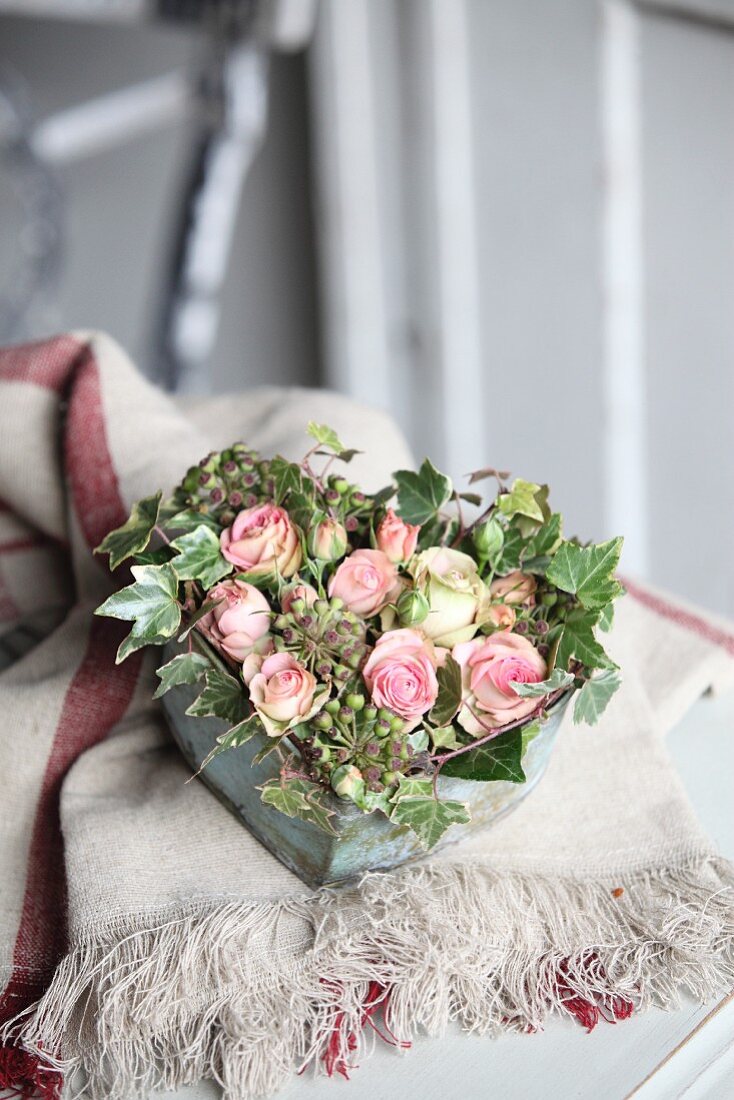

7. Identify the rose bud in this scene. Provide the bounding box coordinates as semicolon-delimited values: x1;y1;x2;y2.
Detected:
376;508;420;564
396;588;430;628
281;581;319;614
490;570;537;606
248;652;326;736
198;578;271;662
220;503;302;579
473;518;503;561
327;549;400;617
307;516;348;562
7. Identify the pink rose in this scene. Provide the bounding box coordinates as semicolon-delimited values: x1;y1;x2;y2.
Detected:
328;549;399;617
453;631;547;735
198;578;271;662
484;603;516;631
248;652;324;736
362;628;438;730
376;509;420;564
281;582;319;614
489;570;537;606
220;503;301;579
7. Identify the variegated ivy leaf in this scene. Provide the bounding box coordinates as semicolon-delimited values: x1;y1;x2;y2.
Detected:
306;421;346;455
439;726;525;784
170;525;233;590
116;631;168;665
509;668;574;698
185;666;247;725
390;794;470;850
551;609;616;673
95;563;181;644
95;492;162;570
195;713;264;775
430;725;463;751
546;537;624;610
573;668;621;726
259;777;337;835
429;653;462;726
393;776;435;800
497;479;544;524
393;458;453;526
164;508;220;534
153;652;210;699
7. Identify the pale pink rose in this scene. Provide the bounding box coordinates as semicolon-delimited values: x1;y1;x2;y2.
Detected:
484;603;516;630
328;548;399;617
307;517;348;562
362;628;438;730
489;570;537;606
248;652;323;736
281;582;319;614
411;546;486;646
376;509;420;564
220;503;301;579
453;631;547;735
198;578;271;662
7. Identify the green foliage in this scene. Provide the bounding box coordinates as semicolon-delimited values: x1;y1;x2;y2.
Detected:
196;713;264;773
440;726;526;783
306;422;346;455
170;525;233;590
390;792;471;850
430;725;463;750
260;776;337;834
185;666;248;725
268;456;304;503
509;668;574;698
429;652;463;726
154;652;210;699
177;598;225;641
520;718;542;757
546;537;624;609
95;563;181;649
393;458;453;525
95;492;162;569
116;631;168;665
497;479;544;524
165;508;220;533
552;609;616;672
525;512;563;558
573;668;621;725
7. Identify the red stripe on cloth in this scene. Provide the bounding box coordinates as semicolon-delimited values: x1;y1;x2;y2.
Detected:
0;538;48;555
63;347;127;555
0;618;142;1025
0;336;84;394
623;576;734;656
0;567;19;623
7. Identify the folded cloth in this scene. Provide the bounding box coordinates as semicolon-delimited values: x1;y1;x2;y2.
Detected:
0;333;732;1100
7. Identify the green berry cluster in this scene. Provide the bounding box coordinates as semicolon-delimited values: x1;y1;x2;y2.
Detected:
322;473;378;536
272;596;367;682
173;443;263;524
302;697;417;793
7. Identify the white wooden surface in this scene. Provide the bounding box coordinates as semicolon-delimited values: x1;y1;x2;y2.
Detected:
157;689;734;1100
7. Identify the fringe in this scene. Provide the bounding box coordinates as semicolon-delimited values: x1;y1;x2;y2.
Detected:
3;856;733;1100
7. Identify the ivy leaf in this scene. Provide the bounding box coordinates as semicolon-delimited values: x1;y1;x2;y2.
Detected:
393;459;453;525
430;725;463;750
521;718;542;757
497;479;544;524
393;776;435;800
196;713;264;773
440;726;525;783
573;668;621;725
598;601;615;633
546;537;624;610
116;630;168;664
95;563;181;642
429;653;462;726
390;795;470;850
509;668;574;698
165;508;220;534
467;467;511;485
259;777;337;835
285;488;317;531
458;491;483;506
268;456;304;503
185;666;247;725
315;448;362;463
171;525;233;590
525;512;563;558
495;523;524;573
306;422;346;454
474;516;504;565
177;598;225;642
553;609;616;672
95;492;162;570
153;652;210;699
406;728;429;753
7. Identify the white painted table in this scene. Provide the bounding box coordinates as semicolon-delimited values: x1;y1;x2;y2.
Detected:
157;691;734;1100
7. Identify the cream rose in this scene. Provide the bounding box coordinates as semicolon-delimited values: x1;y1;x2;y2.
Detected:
453;631;547;734
220;503;301;579
327;548;399;617
198;578;271;662
412;546;486;647
490;570;537;606
375;508;420;564
362;628;439;730
247;652;325;736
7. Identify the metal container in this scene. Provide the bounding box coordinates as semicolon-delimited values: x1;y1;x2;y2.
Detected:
161;643;573;888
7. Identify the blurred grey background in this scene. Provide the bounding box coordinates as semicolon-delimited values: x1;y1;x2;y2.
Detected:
0;0;732;615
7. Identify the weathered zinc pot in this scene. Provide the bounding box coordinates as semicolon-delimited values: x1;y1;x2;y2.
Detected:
161;642;573;888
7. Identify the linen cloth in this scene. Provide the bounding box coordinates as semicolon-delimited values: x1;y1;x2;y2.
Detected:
0;332;733;1100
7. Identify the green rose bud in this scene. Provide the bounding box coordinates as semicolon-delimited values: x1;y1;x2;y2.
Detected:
473;517;504;562
331;764;365;802
396;588;430;627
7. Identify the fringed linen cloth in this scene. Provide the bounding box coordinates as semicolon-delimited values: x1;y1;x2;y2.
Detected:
0;333;733;1100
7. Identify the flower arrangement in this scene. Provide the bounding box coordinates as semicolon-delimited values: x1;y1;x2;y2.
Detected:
95;424;623;850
